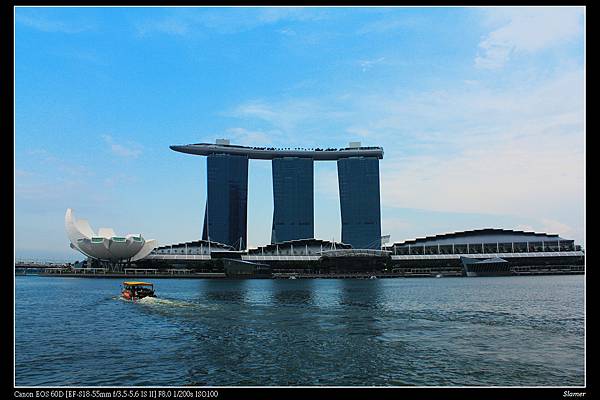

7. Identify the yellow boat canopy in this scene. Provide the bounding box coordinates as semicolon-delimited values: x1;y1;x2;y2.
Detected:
123;281;153;286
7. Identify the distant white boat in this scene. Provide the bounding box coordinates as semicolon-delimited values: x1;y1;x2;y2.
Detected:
369;275;377;279
289;275;297;280
435;274;443;278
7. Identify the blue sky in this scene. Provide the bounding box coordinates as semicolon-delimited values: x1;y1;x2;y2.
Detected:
14;6;585;261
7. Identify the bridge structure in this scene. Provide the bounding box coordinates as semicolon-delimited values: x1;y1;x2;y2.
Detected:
15;261;69;269
170;139;384;251
15;261;70;275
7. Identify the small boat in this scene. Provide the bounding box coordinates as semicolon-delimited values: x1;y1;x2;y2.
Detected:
121;281;155;301
288;275;297;280
369;275;377;279
436;274;443;278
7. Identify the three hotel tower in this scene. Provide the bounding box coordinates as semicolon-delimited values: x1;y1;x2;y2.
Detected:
170;140;383;250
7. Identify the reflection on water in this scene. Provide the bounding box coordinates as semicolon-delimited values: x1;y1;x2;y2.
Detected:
15;276;584;386
273;283;314;306
203;279;249;304
339;278;383;309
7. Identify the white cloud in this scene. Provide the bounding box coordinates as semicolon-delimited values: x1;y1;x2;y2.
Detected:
381;137;582;217
230;101;279;122
539;218;576;238
135;17;190;37
225;66;583;243
475;7;583;69
346;127;374;138
356;12;425;35
24;149;92;179
226;99;350;140
134;7;326;37
278;28;296;36
101;135;143;159
226;127;274;146
514;219;576;239
315;167;338;200
376;69;584;224
381;73;584;242
256;7;324;23
381;218;413;239
515;224;536;232
16;12;94;34
358;56;386;72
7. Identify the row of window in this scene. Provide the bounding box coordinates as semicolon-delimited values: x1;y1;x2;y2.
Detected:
153;247;326;256
389;241;577;255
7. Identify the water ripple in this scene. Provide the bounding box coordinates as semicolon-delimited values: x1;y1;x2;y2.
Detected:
15;275;584;386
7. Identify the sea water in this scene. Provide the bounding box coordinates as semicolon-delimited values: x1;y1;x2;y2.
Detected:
14;275;585;386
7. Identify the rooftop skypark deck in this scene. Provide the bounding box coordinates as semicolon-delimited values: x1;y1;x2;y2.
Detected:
169;141;384;160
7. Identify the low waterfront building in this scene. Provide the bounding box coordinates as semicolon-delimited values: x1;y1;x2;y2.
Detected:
384;228;580;255
82;229;583;277
223;259;272;278
247;238;351;257
150;239;234;256
384;228;584;276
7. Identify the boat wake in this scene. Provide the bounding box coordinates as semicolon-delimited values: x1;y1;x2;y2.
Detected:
137;297;187;306
136;296;215;310
114;295;219;312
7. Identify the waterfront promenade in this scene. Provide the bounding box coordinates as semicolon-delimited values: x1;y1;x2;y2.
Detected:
15;262;584;279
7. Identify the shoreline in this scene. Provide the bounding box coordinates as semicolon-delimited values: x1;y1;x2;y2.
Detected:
16;270;585;279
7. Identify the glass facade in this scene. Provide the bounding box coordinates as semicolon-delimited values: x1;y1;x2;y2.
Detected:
337;157;381;249
202;154;249;250
390;238;577;255
271;157;314;243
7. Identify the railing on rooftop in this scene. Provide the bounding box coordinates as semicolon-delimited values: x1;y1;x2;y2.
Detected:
172;143;384;160
192;143;383;152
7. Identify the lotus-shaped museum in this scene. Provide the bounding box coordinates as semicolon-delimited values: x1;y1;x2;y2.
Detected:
65;208;157;262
